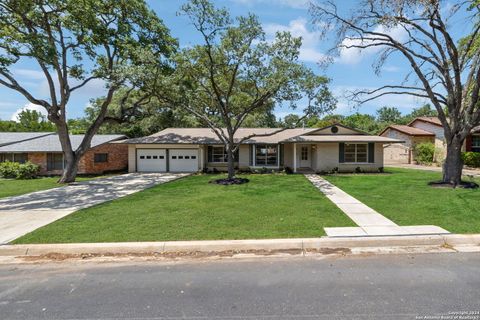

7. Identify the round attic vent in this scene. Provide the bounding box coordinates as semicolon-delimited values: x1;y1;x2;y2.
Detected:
331;126;339;133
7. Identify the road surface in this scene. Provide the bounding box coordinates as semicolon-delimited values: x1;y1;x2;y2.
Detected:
0;253;479;319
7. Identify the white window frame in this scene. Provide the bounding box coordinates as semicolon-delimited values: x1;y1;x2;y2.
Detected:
344;143;369;164
253;144;279;167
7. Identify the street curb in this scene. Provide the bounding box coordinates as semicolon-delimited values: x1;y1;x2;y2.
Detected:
1;234;479;257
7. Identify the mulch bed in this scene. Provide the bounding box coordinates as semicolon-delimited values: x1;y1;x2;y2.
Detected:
209;178;250;185
428;181;479;189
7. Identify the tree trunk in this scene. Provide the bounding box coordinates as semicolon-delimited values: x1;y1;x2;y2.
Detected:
58;155;79;184
227;143;236;180
442;138;464;186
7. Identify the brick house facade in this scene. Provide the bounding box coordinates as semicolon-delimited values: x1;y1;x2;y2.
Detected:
0;133;128;175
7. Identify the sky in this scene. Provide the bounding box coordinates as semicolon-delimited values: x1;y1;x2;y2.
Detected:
0;0;465;121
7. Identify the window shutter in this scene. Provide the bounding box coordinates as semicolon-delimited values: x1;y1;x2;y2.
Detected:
466;135;472;152
249;145;253;165
339;143;345;163
368;143;375;163
207;146;213;163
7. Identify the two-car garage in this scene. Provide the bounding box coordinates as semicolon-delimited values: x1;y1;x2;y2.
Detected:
136;148;199;173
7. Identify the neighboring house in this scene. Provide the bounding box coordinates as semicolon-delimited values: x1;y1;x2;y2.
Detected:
121;124;402;173
380;117;480;164
0;133;128;175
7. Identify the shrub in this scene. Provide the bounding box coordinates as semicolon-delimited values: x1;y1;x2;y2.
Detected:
16;162;40;179
0;161;20;179
462;152;480;168
0;161;40;179
413;142;435;165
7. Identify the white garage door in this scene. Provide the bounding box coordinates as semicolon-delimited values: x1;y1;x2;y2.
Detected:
169;149;199;172
137;149;167;172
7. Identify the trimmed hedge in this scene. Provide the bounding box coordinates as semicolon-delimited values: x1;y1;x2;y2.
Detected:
413;142;435;165
462;152;480;168
0;161;40;179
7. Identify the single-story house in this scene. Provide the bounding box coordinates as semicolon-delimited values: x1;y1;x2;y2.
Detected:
380;117;480;164
0;133;128;175
121;124;403;173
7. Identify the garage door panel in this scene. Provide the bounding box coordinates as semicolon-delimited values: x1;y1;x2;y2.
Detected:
137;149;166;172
169;149;198;172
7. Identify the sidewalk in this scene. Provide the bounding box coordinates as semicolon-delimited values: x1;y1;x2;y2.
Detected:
304;174;449;237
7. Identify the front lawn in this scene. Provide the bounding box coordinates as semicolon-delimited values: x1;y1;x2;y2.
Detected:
323;168;480;234
14;174;354;243
0;176;93;199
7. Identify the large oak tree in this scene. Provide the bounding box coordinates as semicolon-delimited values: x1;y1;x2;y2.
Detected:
0;0;176;182
311;0;480;185
170;0;335;180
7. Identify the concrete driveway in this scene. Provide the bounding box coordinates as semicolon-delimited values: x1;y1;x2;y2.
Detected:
0;173;189;244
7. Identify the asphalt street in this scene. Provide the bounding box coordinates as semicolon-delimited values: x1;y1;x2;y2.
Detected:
0;253;479;319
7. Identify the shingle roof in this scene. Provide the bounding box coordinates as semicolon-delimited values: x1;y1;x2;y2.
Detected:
409;116;442;127
0;132;53;147
284;135;404;143
0;134;125;152
472;126;480;133
379;125;435;137
122;128;318;145
122;127;403;145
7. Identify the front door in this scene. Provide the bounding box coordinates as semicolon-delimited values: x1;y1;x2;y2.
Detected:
300;145;311;168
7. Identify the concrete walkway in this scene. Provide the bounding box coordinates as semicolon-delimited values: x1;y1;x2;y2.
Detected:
305;174;449;237
0;173;188;244
386;164;480;177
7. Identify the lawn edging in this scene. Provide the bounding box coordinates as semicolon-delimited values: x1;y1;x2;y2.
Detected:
1;234;479;258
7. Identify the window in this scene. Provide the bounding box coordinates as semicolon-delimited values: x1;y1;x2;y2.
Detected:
472;136;480;152
0;153;27;163
301;146;308;160
344;144;368;163
94;153;108;163
207;146;239;163
47;153;64;171
255;144;278;166
140;155;145;159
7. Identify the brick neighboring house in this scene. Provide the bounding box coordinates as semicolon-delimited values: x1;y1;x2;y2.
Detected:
380;117;480;164
0;133;128;175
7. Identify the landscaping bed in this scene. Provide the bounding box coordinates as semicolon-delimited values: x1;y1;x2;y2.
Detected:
13;174;354;244
323;168;480;234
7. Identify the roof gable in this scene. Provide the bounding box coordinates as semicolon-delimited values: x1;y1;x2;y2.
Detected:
379;125;435;137
304;123;367;136
408;117;442;127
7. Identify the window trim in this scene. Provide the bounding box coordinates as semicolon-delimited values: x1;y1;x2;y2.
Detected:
208;146;239;163
94;153;108;163
253;144;279;167
343;143;369;164
47;153;64;171
472;135;480;152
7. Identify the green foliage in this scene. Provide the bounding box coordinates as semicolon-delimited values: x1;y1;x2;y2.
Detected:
414;143;435;165
462;152;480;167
343;113;380;134
0;161;40;179
0;109;55;132
0;161;20;179
376;106;402;123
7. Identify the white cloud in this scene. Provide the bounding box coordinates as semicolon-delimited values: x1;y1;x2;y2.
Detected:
263;18;327;63
230;0;309;9
12;68;45;80
11;103;48;121
338;25;408;65
382;65;401;73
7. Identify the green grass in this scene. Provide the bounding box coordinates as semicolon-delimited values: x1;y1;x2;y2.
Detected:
0;176;93;199
323;168;480;234
13;174;354;244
